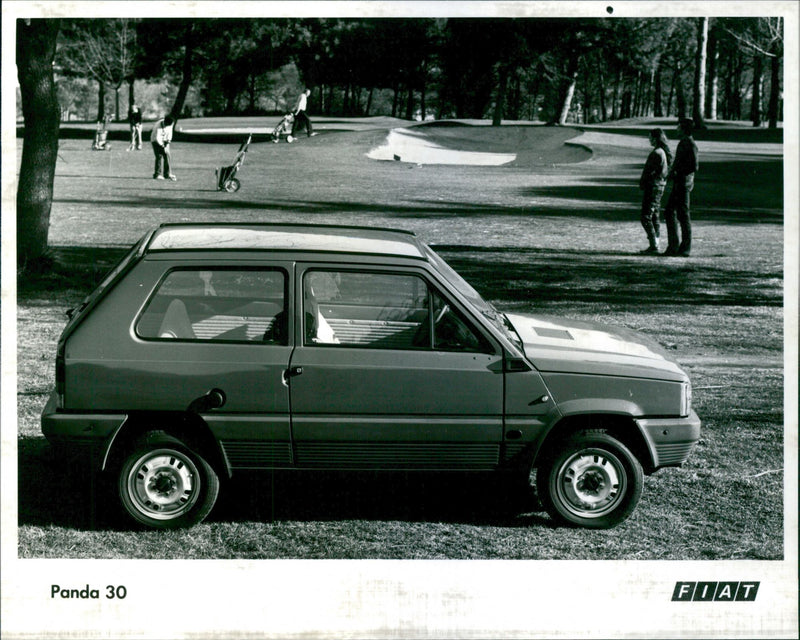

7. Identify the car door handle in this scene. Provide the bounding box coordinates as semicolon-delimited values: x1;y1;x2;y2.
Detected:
282;366;303;386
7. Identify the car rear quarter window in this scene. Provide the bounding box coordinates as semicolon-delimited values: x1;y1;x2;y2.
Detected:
136;268;287;344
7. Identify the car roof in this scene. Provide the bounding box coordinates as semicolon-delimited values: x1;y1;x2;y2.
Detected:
144;223;428;259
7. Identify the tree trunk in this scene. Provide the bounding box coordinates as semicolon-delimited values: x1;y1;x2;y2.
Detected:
611;68;621;120
767;45;781;128
632;71;641;117
528;64;542;121
365;86;374;117
114;86;121;121
128;77;135;111
492;64;508;126
654;61;664;117
327;85;335;116
97;80;106;121
420;58;428;121
705;28;718;119
665;64;676;116
16;18;61;271
556;54;580;125
582;64;592;123
692;17;708;128
675;61;687;119
751;54;762;126
170;23;195;121
405;81;415;120
596;59;607;121
621;89;632;119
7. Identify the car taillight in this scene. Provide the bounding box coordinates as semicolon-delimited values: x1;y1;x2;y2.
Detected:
56;353;65;405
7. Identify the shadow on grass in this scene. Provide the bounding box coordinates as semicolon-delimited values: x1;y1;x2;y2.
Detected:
52;190;783;224
18;243;782;309
210;471;546;528
584;124;784;144
17;437;118;530
435;246;783;307
521;156;783;216
18;436;546;530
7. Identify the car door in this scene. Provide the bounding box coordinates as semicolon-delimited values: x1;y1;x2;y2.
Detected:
287;265;505;470
126;263;294;469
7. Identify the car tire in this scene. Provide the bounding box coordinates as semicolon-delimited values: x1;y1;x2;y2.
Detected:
118;432;219;529
537;431;643;529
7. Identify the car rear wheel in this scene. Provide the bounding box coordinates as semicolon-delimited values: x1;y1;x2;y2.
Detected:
118;433;219;529
537;432;643;528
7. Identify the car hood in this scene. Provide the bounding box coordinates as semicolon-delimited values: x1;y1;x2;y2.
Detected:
505;312;688;382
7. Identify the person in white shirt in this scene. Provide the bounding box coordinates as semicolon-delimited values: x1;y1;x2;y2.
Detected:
288;88;314;142
150;115;176;180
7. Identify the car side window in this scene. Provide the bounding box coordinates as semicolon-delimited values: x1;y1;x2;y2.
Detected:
303;270;490;352
136;269;287;344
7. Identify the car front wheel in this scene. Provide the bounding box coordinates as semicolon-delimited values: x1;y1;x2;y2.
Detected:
537;432;643;528
118;433;219;529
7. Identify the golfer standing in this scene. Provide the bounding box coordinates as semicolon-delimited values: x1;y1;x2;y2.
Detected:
288;88;314;142
151;115;176;180
128;104;143;151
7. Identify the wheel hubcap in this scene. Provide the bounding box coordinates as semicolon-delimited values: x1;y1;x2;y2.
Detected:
555;449;626;518
126;450;200;520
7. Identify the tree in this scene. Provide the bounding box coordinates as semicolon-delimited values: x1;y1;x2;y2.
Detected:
136;19;193;118
692;17;709;129
17;18;61;272
57;19;139;121
722;17;783;128
705;23;719;119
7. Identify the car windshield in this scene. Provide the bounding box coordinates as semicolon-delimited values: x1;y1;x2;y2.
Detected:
423;244;523;351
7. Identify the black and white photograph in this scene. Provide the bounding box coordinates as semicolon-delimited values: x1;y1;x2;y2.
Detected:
1;1;797;638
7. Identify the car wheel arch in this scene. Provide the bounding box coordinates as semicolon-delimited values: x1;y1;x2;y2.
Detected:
101;411;231;479
533;413;656;474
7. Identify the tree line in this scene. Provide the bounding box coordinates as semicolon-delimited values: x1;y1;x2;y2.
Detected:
16;16;784;272
49;16;783;127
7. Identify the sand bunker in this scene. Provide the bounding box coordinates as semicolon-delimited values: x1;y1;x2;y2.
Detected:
367;128;516;166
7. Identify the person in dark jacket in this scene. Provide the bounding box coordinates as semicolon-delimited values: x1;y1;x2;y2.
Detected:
127;104;143;151
663;118;699;256
638;128;672;254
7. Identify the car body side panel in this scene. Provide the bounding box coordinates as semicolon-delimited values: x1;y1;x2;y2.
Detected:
540;372;685;417
503;368;560;438
289;346;504;469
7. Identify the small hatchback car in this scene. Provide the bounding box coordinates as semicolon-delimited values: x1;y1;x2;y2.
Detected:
42;223;700;529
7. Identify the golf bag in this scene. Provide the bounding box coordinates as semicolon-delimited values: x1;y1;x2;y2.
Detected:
215;133;252;192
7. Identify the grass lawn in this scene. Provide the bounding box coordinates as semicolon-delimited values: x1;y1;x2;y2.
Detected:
14;117;786;559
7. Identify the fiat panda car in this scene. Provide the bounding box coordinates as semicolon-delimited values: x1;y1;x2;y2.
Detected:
42;223;700;529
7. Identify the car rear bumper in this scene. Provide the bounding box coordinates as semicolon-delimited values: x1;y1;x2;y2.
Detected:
637;410;701;469
41;392;127;467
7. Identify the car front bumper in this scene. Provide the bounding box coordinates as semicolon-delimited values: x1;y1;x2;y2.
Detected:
637;410;701;469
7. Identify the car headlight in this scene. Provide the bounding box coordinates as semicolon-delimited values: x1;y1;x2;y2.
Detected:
681;381;692;417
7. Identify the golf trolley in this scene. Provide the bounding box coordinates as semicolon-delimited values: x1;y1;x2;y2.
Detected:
271;113;294;142
215;133;252;192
